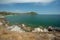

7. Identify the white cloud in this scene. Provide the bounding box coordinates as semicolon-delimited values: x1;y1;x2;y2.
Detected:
0;0;56;4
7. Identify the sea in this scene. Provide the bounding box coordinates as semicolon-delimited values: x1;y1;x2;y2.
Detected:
5;14;60;28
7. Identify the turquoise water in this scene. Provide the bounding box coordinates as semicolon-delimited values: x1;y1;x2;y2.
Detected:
5;15;60;27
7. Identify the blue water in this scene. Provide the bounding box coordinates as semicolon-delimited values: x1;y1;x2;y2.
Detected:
5;15;60;27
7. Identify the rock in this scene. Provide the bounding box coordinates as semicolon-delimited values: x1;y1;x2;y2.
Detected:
21;24;26;27
7;25;25;32
48;26;53;32
32;28;44;32
0;22;3;25
43;28;48;32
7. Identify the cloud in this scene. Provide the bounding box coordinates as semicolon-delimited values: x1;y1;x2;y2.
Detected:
0;0;56;4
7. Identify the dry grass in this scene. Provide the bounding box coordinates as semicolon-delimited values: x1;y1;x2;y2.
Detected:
0;26;60;40
0;31;49;40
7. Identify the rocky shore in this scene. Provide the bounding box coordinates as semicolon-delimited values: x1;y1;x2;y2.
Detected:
0;16;60;40
0;16;60;33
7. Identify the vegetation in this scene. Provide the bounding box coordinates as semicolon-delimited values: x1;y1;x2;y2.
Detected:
0;11;18;16
0;11;38;16
26;12;38;15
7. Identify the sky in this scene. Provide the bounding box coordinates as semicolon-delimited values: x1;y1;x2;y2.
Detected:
0;0;60;14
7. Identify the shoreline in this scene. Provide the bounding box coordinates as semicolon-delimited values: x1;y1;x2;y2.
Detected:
0;15;60;32
0;15;60;40
4;15;60;27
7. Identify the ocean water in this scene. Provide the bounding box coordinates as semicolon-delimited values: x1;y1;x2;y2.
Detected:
5;15;60;27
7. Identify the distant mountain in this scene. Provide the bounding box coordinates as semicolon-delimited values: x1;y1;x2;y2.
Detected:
0;11;38;16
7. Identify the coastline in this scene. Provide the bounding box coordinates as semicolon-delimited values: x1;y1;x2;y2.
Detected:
0;15;60;40
0;15;60;32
